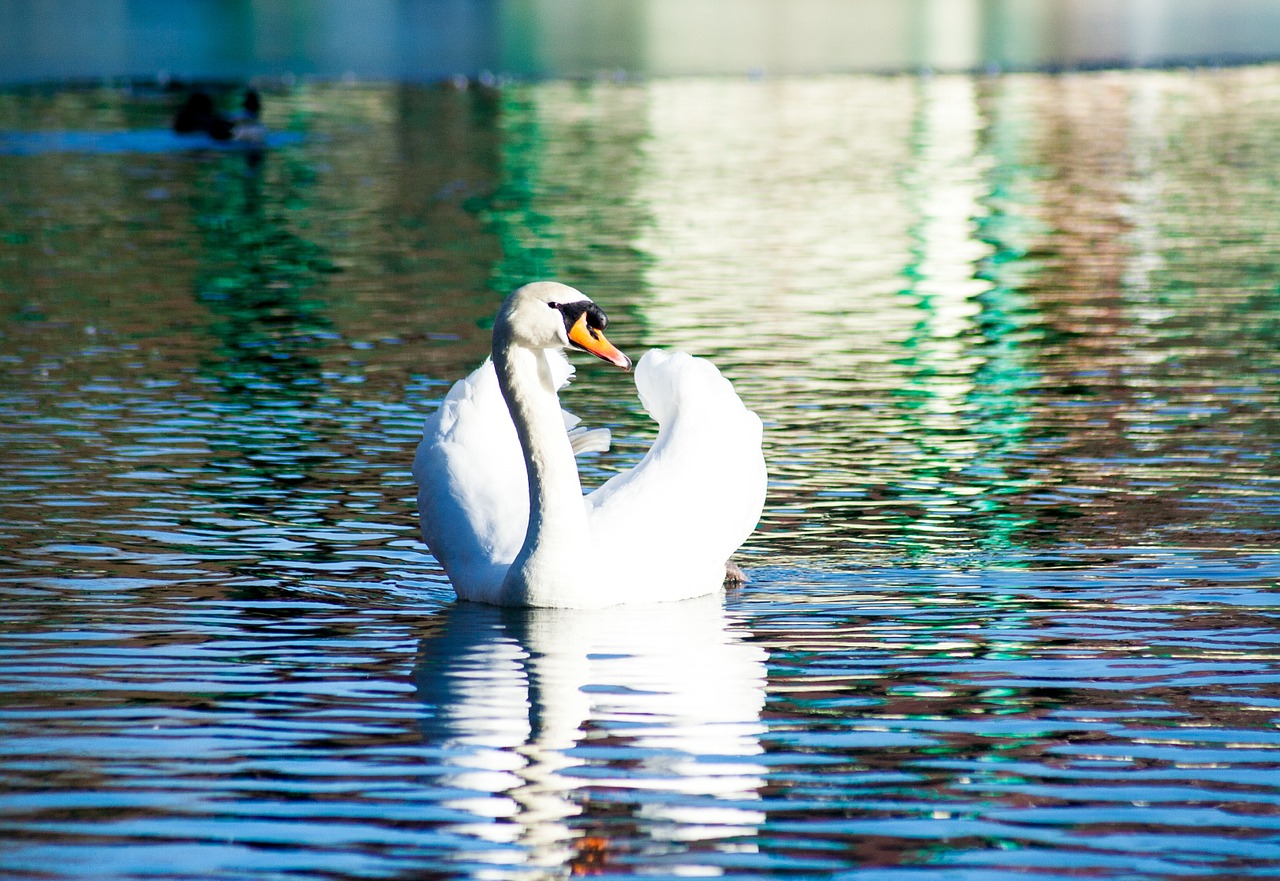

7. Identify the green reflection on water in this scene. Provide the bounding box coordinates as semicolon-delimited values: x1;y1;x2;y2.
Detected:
191;151;338;403
475;87;561;297
466;82;655;337
182;143;346;536
889;75;1040;556
963;77;1047;550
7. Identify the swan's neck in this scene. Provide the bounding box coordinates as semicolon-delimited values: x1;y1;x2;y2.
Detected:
494;340;590;605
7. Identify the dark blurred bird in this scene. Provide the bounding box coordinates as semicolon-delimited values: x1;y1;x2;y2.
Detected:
173;90;263;143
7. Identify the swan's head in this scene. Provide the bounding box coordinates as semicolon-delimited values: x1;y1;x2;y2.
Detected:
496;282;632;370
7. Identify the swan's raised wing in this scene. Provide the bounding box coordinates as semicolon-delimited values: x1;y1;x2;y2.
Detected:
585;350;766;600
413;351;608;601
414;358;525;598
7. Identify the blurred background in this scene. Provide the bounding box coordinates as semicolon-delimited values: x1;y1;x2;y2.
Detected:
3;0;1280;83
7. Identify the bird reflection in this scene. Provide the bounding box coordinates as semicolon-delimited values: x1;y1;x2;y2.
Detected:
188;132;336;409
413;597;768;872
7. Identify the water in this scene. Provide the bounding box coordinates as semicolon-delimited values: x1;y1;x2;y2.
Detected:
1;71;1279;878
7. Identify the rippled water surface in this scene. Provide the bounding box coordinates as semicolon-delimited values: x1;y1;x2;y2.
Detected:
2;72;1279;879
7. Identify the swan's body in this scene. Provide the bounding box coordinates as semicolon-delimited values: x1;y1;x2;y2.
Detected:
413;282;766;608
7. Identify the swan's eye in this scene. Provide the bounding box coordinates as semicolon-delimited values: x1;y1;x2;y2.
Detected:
583;303;609;331
575;304;608;340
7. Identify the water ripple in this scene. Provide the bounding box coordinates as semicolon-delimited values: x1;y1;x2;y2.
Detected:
3;71;1280;879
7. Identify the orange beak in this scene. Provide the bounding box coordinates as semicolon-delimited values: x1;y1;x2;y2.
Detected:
568;312;632;371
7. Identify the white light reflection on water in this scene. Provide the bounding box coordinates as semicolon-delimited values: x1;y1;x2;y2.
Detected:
414;598;767;874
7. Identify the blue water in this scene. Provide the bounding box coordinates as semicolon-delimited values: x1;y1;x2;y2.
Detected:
1;72;1279;878
0;129;302;155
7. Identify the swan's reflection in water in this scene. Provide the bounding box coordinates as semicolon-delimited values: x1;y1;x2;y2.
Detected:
414;597;767;872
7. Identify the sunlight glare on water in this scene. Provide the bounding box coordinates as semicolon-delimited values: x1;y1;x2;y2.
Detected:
1;70;1279;878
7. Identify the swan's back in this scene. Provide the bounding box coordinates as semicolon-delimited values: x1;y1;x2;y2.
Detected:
586;350;766;601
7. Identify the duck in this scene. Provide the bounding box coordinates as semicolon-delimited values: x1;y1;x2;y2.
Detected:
173;89;264;143
413;281;766;608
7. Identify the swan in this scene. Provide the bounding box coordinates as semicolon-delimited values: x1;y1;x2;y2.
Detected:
413;281;766;608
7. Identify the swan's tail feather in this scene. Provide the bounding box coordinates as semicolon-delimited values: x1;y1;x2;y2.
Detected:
562;403;611;455
635;349;744;424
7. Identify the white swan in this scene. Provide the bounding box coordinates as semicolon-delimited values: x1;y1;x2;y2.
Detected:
413;281;766;608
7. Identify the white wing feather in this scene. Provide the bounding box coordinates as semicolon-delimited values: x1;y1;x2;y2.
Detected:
413;350;606;599
585;350;766;600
